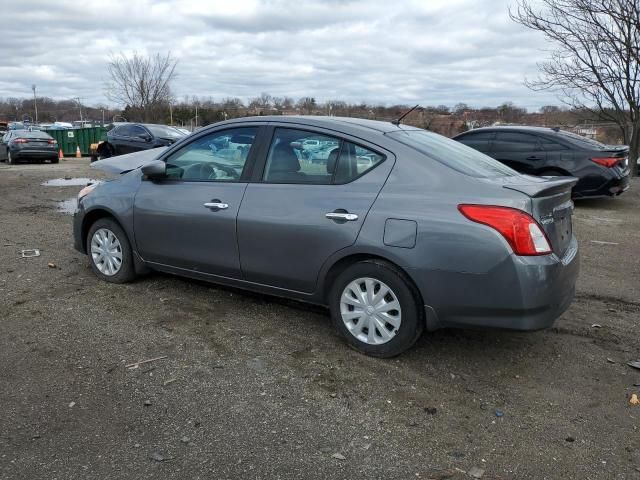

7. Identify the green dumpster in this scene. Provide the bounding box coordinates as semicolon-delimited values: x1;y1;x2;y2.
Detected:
44;127;108;156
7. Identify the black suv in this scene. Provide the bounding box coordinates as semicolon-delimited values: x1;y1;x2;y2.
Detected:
95;123;187;159
454;126;630;198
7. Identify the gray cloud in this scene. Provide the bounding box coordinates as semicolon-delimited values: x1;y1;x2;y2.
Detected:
0;0;558;109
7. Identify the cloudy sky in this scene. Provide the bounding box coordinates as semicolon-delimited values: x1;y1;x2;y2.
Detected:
0;0;558;110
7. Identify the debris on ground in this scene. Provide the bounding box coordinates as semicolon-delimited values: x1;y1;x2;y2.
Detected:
163;378;177;386
627;361;640;370
467;466;485;478
125;355;168;370
149;451;170;462
590;240;619;245
607;358;616;364
630;394;639;406
47;262;56;268
424;407;437;415
144;400;152;407
180;436;190;444
591;324;602;328
331;453;346;460
495;410;504;417
565;436;575;442
20;249;40;258
68;401;76;408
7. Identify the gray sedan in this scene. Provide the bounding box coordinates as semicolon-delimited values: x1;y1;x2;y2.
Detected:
73;116;579;357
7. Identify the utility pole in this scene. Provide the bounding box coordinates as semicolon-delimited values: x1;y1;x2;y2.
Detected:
32;84;38;124
169;103;173;125
195;104;198;128
74;98;83;123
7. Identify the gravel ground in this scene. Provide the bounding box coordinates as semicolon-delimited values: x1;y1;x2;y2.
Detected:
1;159;639;480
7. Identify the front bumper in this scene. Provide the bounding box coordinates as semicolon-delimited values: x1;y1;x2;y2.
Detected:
73;206;86;253
412;235;580;331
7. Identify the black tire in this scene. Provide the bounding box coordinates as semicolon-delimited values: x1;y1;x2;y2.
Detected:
51;157;59;164
86;218;137;284
329;260;424;358
7;151;14;165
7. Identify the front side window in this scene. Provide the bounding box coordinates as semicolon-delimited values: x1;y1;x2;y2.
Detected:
263;128;384;184
164;127;257;181
129;126;147;138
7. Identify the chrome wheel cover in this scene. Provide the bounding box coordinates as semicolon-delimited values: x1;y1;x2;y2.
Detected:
340;277;402;345
90;228;123;276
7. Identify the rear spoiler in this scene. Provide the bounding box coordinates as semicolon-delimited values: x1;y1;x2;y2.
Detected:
503;177;578;198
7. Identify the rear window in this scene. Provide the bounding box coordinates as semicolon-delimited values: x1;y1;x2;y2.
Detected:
388;129;518;178
24;130;52;139
556;130;609;150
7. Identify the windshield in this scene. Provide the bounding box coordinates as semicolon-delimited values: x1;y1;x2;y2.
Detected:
145;125;186;139
388;129;518;178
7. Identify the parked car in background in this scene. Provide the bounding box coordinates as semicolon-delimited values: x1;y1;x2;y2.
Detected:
92;123;187;160
0;129;59;164
74;116;579;357
453;126;630;198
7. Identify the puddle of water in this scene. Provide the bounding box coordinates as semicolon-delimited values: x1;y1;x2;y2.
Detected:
57;198;78;215
42;177;97;187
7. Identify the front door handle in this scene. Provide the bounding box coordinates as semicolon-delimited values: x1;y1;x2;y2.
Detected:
325;212;358;221
204;201;229;210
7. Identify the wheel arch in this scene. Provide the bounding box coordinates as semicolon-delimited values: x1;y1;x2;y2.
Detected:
80;207;125;253
319;251;425;308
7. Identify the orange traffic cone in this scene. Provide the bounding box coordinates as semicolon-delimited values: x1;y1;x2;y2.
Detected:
58;149;64;160
75;146;81;158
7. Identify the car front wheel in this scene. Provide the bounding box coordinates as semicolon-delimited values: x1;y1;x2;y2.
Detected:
329;260;424;357
87;218;137;283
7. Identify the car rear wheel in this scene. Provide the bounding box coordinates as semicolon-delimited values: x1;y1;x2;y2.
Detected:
87;218;136;283
7;151;14;165
329;260;424;357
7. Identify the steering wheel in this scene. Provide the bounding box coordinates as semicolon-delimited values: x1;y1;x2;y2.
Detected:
208;161;240;180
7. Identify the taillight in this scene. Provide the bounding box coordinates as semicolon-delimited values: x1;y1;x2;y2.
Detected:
12;138;28;144
48;139;57;145
458;204;552;256
591;157;620;168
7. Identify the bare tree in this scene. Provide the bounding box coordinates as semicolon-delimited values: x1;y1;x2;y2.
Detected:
511;0;640;176
106;52;178;122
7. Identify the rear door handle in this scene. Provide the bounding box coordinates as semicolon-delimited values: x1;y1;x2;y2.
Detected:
204;202;229;210
325;212;358;221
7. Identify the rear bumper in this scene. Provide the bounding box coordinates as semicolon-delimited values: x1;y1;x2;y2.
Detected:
11;147;58;159
412;236;580;331
573;169;630;198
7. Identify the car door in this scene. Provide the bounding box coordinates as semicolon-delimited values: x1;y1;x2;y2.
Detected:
490;132;545;174
237;126;394;293
133;125;264;278
127;125;152;153
109;125;130;155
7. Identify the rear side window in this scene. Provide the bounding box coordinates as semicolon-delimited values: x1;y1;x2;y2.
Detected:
540;138;568;151
556;130;608;150
493;132;541;152
263;128;384;184
457;131;494;153
388;129;517;178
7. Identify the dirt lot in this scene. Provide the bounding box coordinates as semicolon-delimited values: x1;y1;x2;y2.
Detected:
0;159;639;480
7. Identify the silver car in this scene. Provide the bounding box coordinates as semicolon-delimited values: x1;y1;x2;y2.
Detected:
73;116;579;357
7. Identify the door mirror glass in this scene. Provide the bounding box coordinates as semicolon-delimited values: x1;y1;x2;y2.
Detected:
141;160;166;179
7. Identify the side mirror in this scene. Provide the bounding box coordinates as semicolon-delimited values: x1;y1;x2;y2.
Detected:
138;133;152;142
141;160;166;179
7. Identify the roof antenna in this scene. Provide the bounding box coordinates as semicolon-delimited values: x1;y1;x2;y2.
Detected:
391;104;420;126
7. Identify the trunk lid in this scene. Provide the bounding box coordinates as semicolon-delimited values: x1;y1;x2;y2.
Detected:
501;175;578;256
